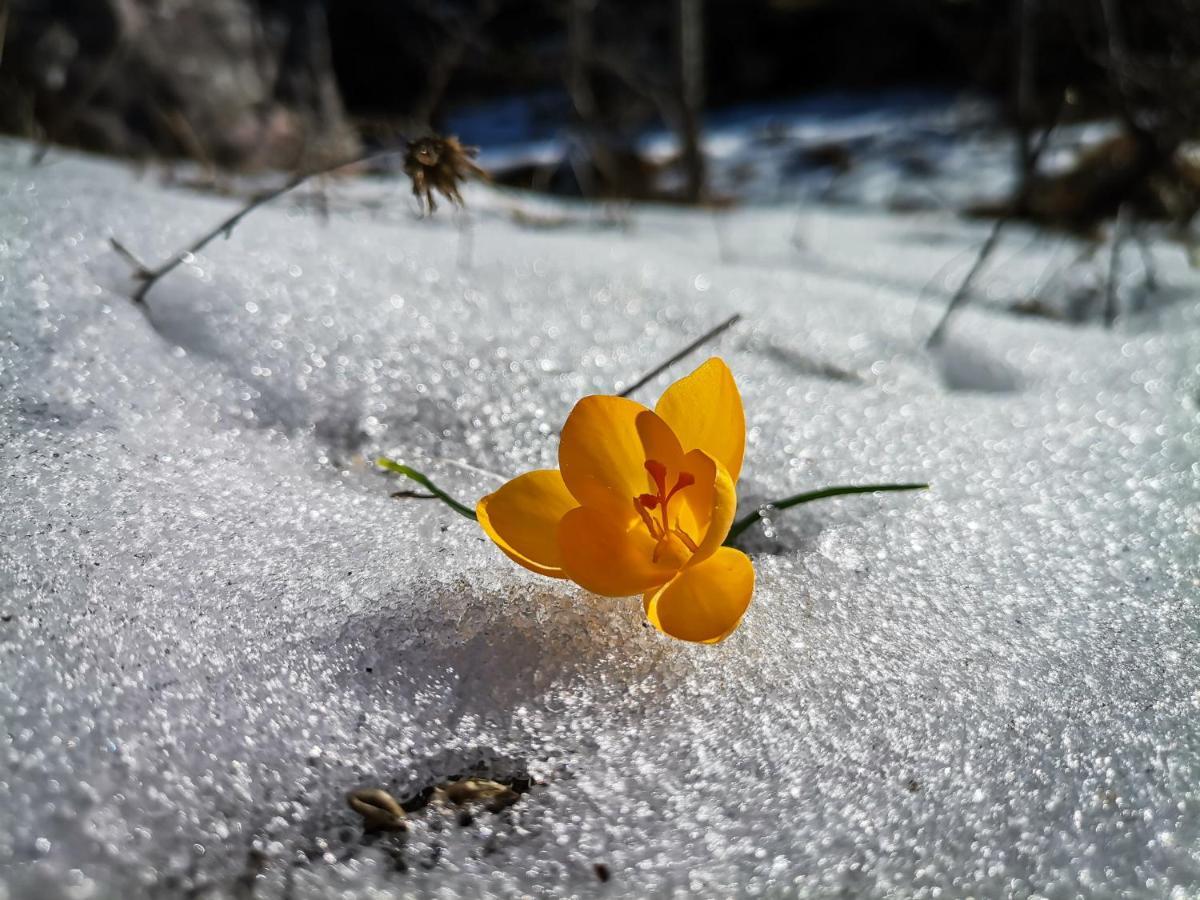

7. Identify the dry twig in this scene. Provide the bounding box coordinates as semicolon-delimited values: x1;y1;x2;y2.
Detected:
112;147;401;304
1104;203;1129;327
31;0;134;165
925;101;1062;348
618;313;741;397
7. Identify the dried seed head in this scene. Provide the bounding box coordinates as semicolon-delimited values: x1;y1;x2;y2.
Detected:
348;788;408;832
403;135;487;215
440;778;520;812
412;141;441;167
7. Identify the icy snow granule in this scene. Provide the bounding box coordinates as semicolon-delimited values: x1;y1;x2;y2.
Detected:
1;137;1198;898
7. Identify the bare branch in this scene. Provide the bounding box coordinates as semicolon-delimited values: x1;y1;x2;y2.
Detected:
31;0;135;165
112;147;402;305
926;99;1062;348
1103;203;1129;327
674;0;707;202
410;0;500;127
925;214;1010;349
0;3;9;68
108;238;151;278
618;313;741;397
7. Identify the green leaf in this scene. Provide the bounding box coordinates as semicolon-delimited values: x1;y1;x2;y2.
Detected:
377;457;478;521
724;483;928;545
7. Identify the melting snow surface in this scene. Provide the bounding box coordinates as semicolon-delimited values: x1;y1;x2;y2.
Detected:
2;133;1199;898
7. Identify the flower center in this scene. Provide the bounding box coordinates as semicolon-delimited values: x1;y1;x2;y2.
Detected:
634;459;699;563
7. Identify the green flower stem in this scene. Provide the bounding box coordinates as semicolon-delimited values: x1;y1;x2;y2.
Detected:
377;457;925;539
724;483;928;545
377;457;478;521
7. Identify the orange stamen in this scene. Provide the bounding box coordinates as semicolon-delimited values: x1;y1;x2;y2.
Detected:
673;525;699;552
638;458;697;551
634;496;662;539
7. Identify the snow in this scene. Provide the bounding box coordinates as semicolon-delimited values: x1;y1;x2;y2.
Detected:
2;113;1199;900
455;89;1114;212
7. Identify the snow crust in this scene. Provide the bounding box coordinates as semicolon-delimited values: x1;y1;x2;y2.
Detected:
2;127;1199;899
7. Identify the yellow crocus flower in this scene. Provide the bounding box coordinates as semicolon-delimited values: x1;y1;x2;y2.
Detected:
477;358;753;643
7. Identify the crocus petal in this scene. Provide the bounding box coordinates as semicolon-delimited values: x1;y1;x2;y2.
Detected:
642;546;755;643
654;357;745;482
558;506;680;597
559;395;655;521
634;409;685;476
679;451;737;566
634;407;693;507
477;470;578;578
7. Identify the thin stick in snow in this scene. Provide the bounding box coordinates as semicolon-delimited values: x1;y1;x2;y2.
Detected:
112;147;401;305
618;313;741;398
926;104;1061;348
1104;203;1129;327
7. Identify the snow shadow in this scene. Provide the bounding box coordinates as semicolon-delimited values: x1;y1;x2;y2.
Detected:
315;577;666;728
933;338;1023;393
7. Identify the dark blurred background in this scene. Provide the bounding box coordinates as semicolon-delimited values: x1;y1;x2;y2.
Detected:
4;0;1200;209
